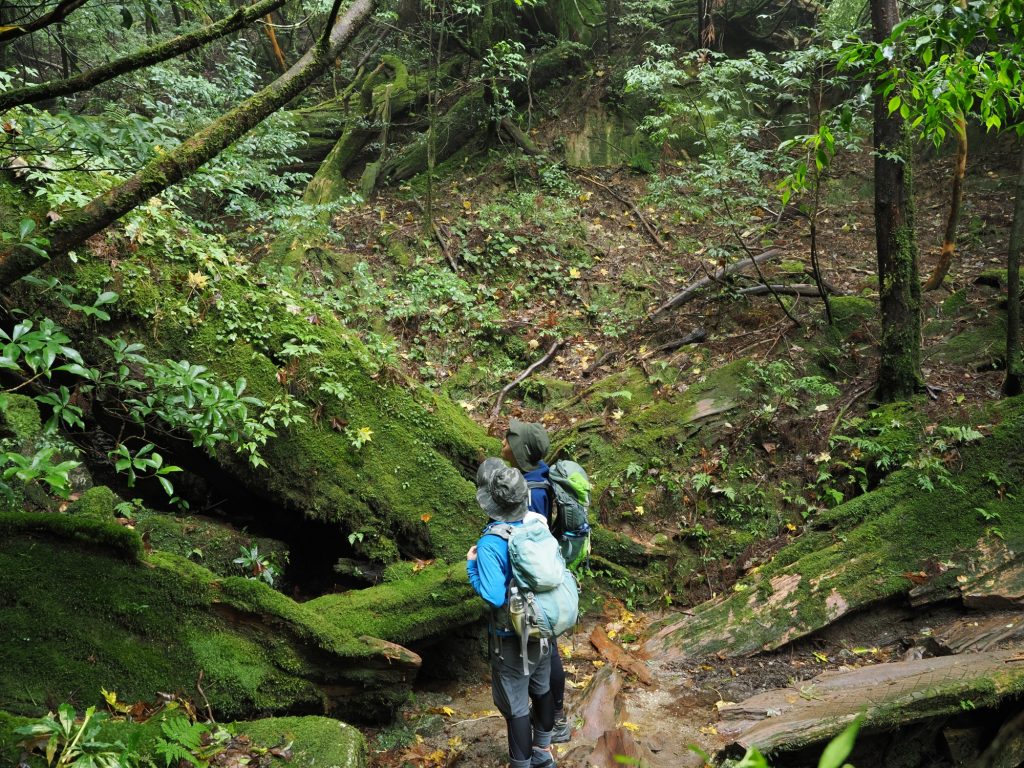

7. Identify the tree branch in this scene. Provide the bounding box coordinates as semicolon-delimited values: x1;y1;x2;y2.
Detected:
0;0;89;44
0;0;376;287
0;0;291;113
490;339;565;420
649;248;781;318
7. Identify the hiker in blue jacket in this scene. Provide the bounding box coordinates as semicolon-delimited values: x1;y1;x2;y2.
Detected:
468;458;557;768
502;419;571;745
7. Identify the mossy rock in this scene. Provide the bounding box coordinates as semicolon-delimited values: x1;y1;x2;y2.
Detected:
827;295;874;338
66;485;119;519
0;512;479;722
644;396;1024;660
557;359;747;503
0;711;367;768
72;255;497;565
133;510;291;580
928;314;1006;370
0;393;41;444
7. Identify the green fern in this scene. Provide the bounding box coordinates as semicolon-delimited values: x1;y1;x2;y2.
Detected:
160;717;207;751
155;717;209;767
154;740;200;767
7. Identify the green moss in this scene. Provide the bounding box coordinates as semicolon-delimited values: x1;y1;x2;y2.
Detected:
238;716;366;767
142;276;491;564
66;485;118;519
134;511;289;579
828;295;874;338
0;393;41;443
0;711;367;768
646;396;1024;659
0;514;476;722
929;314;1006;369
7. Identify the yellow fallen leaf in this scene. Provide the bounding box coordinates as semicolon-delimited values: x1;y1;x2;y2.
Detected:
593;660;605;668
528;338;540;349
699;724;718;736
569;267;581;279
618;721;640;732
714;700;736;711
420;513;432;523
786;522;797;532
442;706;455;717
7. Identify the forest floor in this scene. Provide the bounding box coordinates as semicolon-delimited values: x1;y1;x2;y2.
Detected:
345;133;1024;767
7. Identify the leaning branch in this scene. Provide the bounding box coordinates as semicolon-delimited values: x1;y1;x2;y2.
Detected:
490;339;565;420
724;283;846;299
649;248;781;318
0;0;291;113
0;0;375;287
0;0;90;44
578;173;668;252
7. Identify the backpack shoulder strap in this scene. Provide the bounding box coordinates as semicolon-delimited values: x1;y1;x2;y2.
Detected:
526;480;552;491
484;523;514;541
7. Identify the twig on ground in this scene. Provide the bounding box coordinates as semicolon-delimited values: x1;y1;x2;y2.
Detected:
490;339;565;420
578;174;669;252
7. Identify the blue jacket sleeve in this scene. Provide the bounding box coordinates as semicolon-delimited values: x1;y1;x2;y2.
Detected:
468;534;509;609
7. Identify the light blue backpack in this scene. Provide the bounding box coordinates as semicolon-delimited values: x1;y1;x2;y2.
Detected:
488;518;580;673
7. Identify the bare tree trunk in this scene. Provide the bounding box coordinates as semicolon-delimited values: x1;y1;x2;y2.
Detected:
872;0;922;401
1003;137;1024;397
0;0;375;287
0;0;290;114
923;113;967;291
265;13;287;72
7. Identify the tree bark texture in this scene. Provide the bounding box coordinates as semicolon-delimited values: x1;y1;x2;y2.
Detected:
922;113;967;291
1002;137;1024;397
0;0;376;288
872;0;923;401
0;0;291;114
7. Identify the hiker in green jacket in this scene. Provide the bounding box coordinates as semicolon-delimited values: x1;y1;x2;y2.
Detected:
502;419;572;744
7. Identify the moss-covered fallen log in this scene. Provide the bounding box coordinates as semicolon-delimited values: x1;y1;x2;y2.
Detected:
0;510;478;722
644;397;1024;661
376;42;584;187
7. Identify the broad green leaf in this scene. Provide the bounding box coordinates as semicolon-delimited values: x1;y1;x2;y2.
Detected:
818;713;864;768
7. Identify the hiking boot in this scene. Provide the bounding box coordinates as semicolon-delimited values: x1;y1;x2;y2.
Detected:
531;746;556;768
550;716;571;744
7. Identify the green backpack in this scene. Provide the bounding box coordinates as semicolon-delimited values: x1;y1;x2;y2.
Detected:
529;459;592;572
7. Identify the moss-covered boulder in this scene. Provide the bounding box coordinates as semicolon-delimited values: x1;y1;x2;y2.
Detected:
644;397;1024;660
0;511;478;722
54;245;496;566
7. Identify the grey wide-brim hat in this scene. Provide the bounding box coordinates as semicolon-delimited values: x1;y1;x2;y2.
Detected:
476;457;528;523
506;418;550;472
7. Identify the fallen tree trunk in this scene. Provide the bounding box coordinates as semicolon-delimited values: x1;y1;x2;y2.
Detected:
649;248;781;318
375;42;584;187
0;0;89;44
0;510;484;723
718;650;1024;757
272;54;427;263
0;0;375;287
